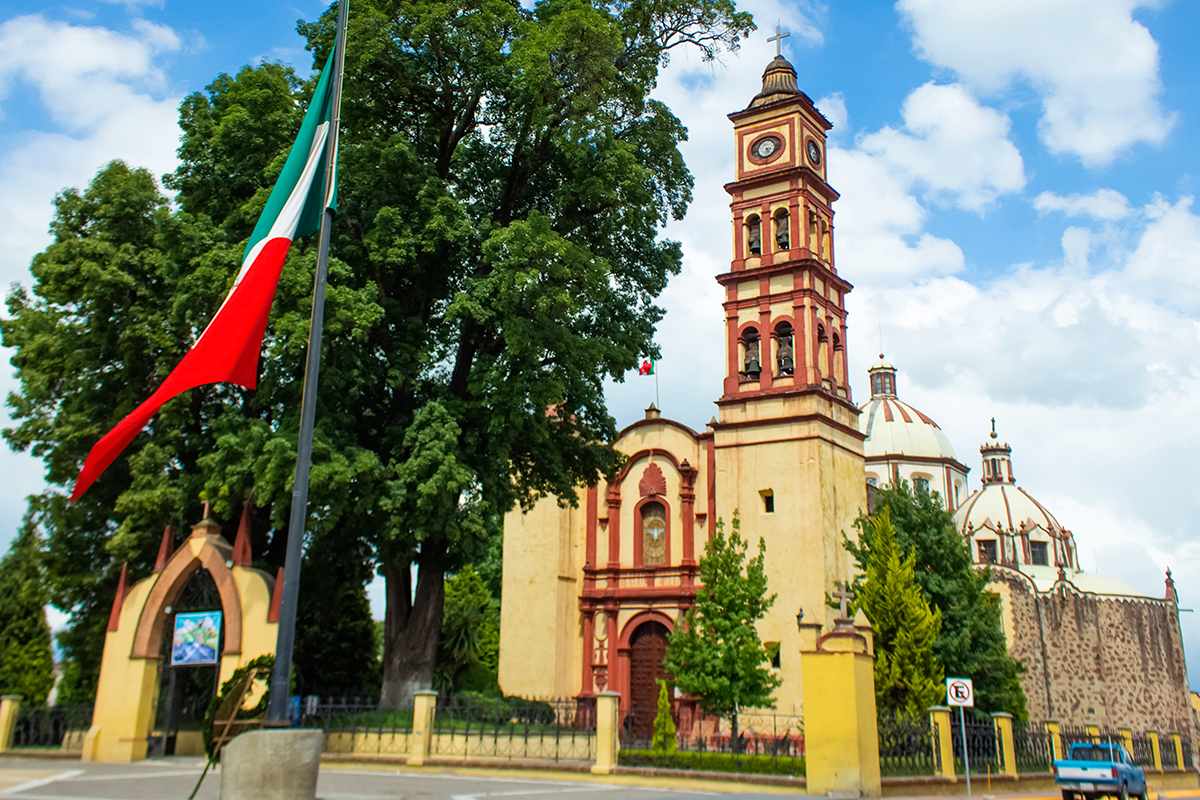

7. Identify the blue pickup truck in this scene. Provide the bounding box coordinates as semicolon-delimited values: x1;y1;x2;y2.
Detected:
1055;742;1148;800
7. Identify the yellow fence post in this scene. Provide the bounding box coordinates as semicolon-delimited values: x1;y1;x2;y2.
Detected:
1087;725;1101;744
928;706;956;781
0;696;21;752
1046;720;1063;763
1148;731;1163;771
1170;734;1184;770
992;712;1017;777
1119;728;1134;758
591;691;619;775
408;691;437;766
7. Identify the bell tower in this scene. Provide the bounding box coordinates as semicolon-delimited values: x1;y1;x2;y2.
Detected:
719;54;850;402
709;47;866;714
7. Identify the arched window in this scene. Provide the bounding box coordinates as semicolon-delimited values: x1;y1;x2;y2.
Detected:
773;321;794;376
773;209;790;251
746;215;762;255
914;477;930;494
741;327;761;379
640;501;667;567
816;324;829;377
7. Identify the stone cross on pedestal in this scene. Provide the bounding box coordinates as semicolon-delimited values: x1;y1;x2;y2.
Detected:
833;583;854;628
767;24;790;57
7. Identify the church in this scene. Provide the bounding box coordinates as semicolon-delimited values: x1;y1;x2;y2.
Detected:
497;50;1194;737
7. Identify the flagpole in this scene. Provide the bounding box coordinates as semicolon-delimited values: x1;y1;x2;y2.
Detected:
265;0;349;725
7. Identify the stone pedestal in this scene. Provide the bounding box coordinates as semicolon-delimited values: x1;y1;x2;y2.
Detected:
220;729;323;800
0;696;21;751
800;613;881;798
409;691;437;766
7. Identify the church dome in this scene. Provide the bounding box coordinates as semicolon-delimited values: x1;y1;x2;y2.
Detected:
859;355;958;461
953;426;1080;572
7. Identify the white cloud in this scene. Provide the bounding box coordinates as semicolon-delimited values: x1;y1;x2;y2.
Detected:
816;91;847;135
896;0;1175;166
1034;189;1133;221
0;15;184;552
859;82;1025;211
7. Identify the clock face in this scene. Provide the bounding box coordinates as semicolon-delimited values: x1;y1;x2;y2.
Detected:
807;140;822;166
753;136;781;160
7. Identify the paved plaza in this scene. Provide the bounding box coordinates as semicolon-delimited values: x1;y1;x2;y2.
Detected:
2;758;1199;800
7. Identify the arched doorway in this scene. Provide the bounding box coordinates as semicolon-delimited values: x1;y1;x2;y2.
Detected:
148;567;224;757
628;621;670;740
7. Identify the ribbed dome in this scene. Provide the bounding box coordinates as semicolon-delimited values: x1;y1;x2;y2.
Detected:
953;481;1064;538
748;55;802;109
859;355;958;461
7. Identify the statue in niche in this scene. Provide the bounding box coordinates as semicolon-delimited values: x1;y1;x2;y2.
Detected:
747;217;761;255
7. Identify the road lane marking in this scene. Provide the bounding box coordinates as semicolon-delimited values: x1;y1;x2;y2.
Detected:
0;771;84;797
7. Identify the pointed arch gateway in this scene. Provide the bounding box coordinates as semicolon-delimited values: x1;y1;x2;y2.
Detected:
84;511;281;763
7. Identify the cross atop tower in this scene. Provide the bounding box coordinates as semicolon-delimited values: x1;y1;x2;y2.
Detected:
767;23;790;57
833;582;854;619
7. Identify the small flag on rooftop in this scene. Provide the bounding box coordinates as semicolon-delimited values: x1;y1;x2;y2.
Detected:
638;358;655;376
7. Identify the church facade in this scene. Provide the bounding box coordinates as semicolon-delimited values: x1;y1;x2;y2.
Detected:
498;49;1194;740
498;54;866;717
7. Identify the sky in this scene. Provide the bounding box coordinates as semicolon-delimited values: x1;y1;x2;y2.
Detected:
2;1;1200;685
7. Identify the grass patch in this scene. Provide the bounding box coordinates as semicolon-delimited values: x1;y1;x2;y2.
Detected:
619;748;805;777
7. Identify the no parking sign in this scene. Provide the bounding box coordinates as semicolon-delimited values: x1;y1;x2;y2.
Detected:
946;677;974;707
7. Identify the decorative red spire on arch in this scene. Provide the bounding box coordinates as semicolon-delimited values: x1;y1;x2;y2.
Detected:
268;567;284;623
153;525;175;573
107;562;130;632
232;505;253;567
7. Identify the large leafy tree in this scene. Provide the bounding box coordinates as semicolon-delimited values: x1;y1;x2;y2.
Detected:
855;507;943;716
4;0;754;706
664;513;780;747
848;482;1027;718
0;517;55;705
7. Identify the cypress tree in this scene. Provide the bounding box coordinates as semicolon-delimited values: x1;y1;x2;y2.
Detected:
0;517;55;705
651;680;677;755
856;507;944;716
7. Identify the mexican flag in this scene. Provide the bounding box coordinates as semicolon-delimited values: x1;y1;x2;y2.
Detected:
638;358;655;375
71;50;341;501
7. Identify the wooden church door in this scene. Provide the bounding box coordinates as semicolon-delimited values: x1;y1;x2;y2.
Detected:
628;621;670;740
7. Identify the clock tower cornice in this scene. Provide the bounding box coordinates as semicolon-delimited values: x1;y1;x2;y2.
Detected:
724;167;840;205
715;258;852;293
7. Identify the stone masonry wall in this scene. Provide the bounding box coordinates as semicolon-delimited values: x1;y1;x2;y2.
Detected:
995;570;1192;738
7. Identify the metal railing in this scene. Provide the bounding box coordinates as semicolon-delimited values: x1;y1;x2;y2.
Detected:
1014;721;1054;773
307;696;414;757
1161;736;1179;769
11;704;93;750
431;695;595;762
877;710;938;776
950;714;1000;773
1181;735;1195;769
617;706;804;776
1129;734;1155;768
1060;725;1094;750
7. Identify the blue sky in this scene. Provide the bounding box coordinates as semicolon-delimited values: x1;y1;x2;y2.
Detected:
3;0;1200;686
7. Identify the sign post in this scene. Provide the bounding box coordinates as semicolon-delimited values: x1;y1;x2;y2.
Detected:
947;677;975;797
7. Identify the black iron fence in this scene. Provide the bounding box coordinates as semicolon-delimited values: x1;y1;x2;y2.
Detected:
306;695;414;757
11;704;93;750
617;706;804;777
1013;721;1054;773
1129;734;1155;768
877;710;938;776
1181;735;1195;768
1059;725;1094;750
430;695;595;762
950;713;1000;774
1161;735;1179;769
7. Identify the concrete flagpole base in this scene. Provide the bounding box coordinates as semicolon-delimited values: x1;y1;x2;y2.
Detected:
220;729;323;800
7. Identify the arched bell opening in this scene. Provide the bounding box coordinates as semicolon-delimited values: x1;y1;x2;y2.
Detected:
773;208;790;252
739;326;761;381
745;214;762;256
773;321;795;376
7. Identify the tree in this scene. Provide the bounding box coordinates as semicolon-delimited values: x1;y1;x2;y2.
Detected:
651;680;677;755
848;482;1027;718
3;0;755;709
854;507;943;716
0;516;55;705
664;512;779;748
434;566;500;694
